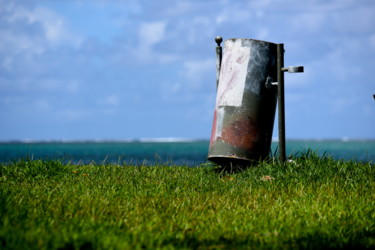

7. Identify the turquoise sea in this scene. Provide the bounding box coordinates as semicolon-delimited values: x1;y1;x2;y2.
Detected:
0;140;374;166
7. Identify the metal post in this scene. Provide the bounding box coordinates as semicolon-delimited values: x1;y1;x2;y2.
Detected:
215;36;223;89
277;44;286;162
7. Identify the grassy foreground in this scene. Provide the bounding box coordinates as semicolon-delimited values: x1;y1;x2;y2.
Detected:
0;154;374;249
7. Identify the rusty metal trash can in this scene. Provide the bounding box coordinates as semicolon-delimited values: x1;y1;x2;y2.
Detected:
208;38;278;166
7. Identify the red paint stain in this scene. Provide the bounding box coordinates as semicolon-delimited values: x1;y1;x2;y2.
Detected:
217;70;239;104
209;110;217;146
236;55;245;63
221;117;258;149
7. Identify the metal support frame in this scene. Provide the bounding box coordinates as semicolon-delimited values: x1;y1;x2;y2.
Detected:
277;44;286;162
215;36;223;89
277;44;304;162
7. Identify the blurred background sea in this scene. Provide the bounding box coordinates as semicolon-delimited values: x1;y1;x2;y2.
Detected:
0;139;374;166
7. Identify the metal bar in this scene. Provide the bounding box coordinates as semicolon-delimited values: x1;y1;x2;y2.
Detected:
282;66;304;73
215;36;223;90
277;43;286;162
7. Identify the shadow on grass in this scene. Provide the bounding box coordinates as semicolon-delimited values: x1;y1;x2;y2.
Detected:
159;230;374;249
210;158;272;174
157;230;375;249
283;230;375;250
57;241;93;250
1;227;373;249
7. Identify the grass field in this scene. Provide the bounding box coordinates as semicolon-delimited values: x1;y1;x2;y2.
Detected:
0;153;374;249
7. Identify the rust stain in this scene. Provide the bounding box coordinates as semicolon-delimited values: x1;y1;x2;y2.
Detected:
221;116;258;149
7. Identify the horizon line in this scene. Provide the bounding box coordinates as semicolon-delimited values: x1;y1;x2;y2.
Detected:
1;137;375;143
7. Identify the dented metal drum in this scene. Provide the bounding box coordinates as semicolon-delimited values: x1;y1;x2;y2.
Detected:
208;38;278;166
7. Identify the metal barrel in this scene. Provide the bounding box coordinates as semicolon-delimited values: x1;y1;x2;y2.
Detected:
208;38;278;166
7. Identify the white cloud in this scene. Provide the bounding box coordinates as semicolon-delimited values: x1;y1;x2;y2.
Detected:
329;97;356;114
0;1;83;76
215;14;227;25
1;95;24;106
159;58;215;104
97;94;120;106
163;1;195;16
34;99;52;112
115;20;179;64
160;81;192;103
370;34;375;51
133;21;171;63
138;21;166;47
362;103;375;116
285;1;375;37
257;28;270;40
183;58;215;89
65;81;81;93
5;78;82;94
336;6;375;34
215;3;253;25
291;12;326;34
307;39;364;83
58;109;91;122
5;4;81;47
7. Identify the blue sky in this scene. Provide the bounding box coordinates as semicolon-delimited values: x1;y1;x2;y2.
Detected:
1;0;374;141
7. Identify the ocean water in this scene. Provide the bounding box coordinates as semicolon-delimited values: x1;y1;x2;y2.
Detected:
0;140;374;166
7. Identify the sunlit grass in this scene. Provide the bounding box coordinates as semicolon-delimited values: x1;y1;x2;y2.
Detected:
0;154;374;249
